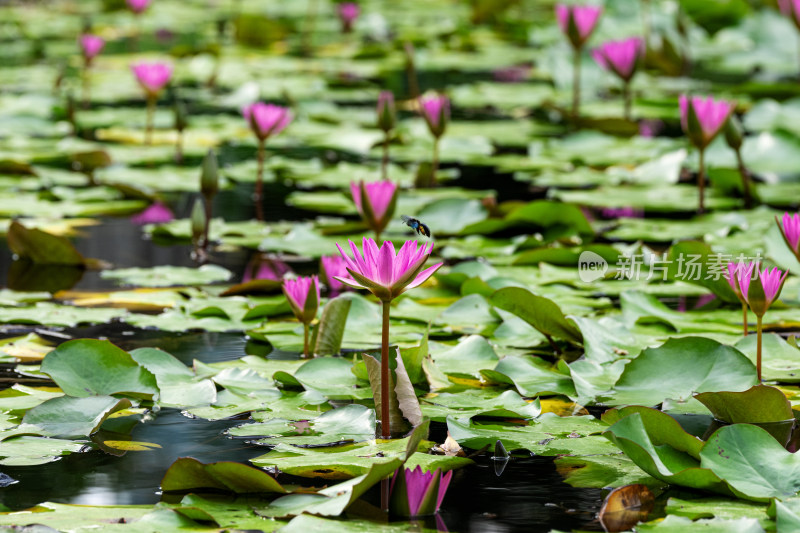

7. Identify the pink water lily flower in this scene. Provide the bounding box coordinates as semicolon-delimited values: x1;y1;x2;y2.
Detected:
726;262;745;300
282;275;320;325
130;201;174;225
79;34;105;62
734;261;757;304
338;2;360;32
320;255;350;293
779;0;800;28
759;267;789;305
556;4;602;49
419;94;450;138
131;61;173;97
390;466;453;517
335;238;442;302
242;102;292;141
243;257;291;283
679;95;735;149
778;212;800;256
351;180;396;222
127;0;151;14
592;37;644;81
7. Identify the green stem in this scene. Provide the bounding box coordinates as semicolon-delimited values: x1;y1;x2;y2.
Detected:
735;148;753;209
303;323;310;358
431;137;440;187
756;314;763;382
381;131;390;182
81;65;91;110
202;196;212;254
145;94;155;146
697;147;705;214
302;0;317;56
255;138;265;221
742;302;748;337
380;299;391;439
623;80;632;121
572;46;581;124
175;129;184;165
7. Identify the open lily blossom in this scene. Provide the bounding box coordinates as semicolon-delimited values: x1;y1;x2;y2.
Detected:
126;0;151;14
777;212;800;258
555;4;602;49
419;94;450;139
242;102;292;141
592;37;643;81
390;466;452;518
338;2;360;32
131;61;173;97
79;34;105;62
679;95;734;149
335;238;442;302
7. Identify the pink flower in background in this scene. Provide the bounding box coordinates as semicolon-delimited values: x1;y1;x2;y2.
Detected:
351;180;396;221
638;119;664;138
320;255;350;293
592;37;644;81
555;4;602;49
130;201;174;225
127;0;151;14
242;102;292;141
335;238;442;301
600;207;644;219
778;212;800;254
338;2;360;32
679;95;734;149
390;466;453;517
130;61;173;97
493;65;530;83
779;0;800;27
242;258;291;283
282;275;320;325
79;34;105;62
419;94;450;138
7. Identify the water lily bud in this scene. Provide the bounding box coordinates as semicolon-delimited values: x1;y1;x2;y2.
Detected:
190;197;206;246
724;114;744;151
376;91;396;133
200;149;219;200
173;97;188;132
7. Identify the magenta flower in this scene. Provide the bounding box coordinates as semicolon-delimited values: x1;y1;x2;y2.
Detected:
679;95;735;149
283;275;320;325
592;37;644;81
779;0;800;28
419;95;450;139
126;0;151;14
320;255;350;293
777;212;800;258
338;2;360;32
79;34;105;63
555;4;602;49
242;102;292;141
130;201;174;225
350;180;398;239
726;262;745;300
390;466;452;517
131;61;173;97
335;238;442;302
243;258;291;283
734;261;757;303
759;267;788;306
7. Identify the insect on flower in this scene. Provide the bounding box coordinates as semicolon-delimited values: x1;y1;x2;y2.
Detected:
401;215;431;238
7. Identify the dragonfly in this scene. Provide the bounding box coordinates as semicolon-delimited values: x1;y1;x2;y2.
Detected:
400;215;432;238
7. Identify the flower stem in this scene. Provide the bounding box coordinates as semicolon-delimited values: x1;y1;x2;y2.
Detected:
735;148;753;209
380;299;391;439
202;196;212;254
742;302;748;337
697;146;705;214
623;80;632;121
81;65;91;110
255;138;265;221
175;129;184;165
381;131;390;181
572;46;581;124
756;314;763;382
303;323;310;358
431;137;440;187
145;94;155;146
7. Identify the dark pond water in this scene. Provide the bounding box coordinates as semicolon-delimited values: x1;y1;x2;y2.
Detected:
0;168;611;531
